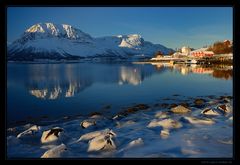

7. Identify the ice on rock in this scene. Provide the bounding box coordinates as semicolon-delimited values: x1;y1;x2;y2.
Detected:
116;120;136;128
183;116;215;125
80;119;96;129
17;125;42;139
170;105;191;114
87;132;116;152
78;129;116;141
201;108;220;116
147;118;182;129
160;129;170;139
41;127;64;144
217;104;232;114
126;138;144;148
155;111;170;119
41;143;67;158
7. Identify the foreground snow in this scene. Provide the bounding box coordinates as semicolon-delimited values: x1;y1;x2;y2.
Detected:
7;95;233;158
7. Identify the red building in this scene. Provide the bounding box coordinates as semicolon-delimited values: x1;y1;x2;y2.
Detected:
190;50;214;58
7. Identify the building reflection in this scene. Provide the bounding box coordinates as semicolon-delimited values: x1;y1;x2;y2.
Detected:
152;63;232;80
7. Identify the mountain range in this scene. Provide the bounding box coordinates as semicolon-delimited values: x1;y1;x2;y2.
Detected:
7;23;173;61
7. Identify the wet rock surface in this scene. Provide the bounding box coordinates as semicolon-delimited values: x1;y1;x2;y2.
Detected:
7;95;233;158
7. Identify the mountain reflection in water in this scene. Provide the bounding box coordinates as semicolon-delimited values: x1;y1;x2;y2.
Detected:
8;63;232;100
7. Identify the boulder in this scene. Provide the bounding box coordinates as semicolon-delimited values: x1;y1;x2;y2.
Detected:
126;138;144;148
147;118;182;129
170;105;191;114
17;125;41;139
80;119;96;129
41;127;64;144
155;111;170;119
183;116;215;125
41;143;67;158
87;131;116;152
78;129;116;141
217;104;232;114
201;108;220;116
194;98;206;107
160;129;170;139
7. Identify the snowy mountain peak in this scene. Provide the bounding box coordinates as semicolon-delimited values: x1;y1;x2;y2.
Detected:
119;34;144;48
8;23;174;61
22;23;92;42
26;23;45;33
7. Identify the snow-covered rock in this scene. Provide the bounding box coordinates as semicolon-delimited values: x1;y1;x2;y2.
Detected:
217;104;232;114
77;129;116;141
170;105;191;114
87;132;116;152
80;119;96;129
160;129;170;139
201;108;220;116
116;120;136;128
155;111;170;119
147;118;182;129
41;127;64;144
183;116;215;125
126;138;144;148
41;143;67;158
17;125;42;139
8;23;173;61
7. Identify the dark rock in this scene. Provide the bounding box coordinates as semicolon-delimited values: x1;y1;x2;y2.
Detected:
207;95;216;99
103;105;111;109
41;115;48;119
118;104;150;116
179;102;189;108
154;103;160;107
163;98;171;101
219;95;233;100
193;98;206;107
134;104;150;110
89;112;102;117
201;108;220;116
160;103;169;108
45;128;63;140
217;104;230;113
172;94;180;96
169;103;178;108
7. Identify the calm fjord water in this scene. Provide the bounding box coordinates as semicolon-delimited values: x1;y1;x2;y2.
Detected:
7;62;232;127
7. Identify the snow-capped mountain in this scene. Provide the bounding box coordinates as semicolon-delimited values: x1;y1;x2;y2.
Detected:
8;23;173;61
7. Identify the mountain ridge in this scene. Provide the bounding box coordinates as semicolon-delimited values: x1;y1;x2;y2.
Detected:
8;23;174;61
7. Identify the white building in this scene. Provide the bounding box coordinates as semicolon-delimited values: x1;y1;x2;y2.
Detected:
181;46;191;55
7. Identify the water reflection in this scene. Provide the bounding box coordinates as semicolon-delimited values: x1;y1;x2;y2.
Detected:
8;62;232;100
151;63;232;80
118;66;142;85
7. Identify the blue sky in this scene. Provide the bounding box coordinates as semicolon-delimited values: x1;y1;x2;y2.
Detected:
7;7;232;49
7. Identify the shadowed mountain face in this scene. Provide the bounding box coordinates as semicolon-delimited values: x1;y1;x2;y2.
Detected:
8;23;173;61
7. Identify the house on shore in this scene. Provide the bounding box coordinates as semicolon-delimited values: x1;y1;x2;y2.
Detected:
173;46;191;57
190;48;214;58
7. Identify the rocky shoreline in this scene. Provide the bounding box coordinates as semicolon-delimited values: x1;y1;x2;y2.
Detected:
7;95;233;158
